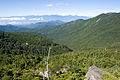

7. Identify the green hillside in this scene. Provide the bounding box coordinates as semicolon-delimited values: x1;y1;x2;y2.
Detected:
47;13;120;50
49;49;120;79
0;31;72;55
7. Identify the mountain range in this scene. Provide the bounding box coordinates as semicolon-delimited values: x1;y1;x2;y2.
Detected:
0;15;89;25
0;25;20;32
0;20;64;32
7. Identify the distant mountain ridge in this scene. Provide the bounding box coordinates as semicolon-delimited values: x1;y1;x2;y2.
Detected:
0;20;64;32
0;15;89;25
21;20;64;28
0;25;20;32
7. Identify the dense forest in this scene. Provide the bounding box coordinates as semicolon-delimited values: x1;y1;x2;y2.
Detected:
0;49;120;79
49;49;120;80
0;31;73;79
0;31;72;55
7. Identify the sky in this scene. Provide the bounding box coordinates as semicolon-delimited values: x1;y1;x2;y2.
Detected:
0;0;120;17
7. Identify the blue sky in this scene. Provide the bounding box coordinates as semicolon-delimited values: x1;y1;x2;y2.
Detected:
0;0;120;17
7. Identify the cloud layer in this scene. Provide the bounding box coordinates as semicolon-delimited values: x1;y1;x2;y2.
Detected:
29;17;44;21
0;17;26;20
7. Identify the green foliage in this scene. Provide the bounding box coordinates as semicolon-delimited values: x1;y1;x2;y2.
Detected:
0;54;44;79
0;48;120;79
103;74;119;80
0;31;72;55
0;31;72;79
48;49;120;79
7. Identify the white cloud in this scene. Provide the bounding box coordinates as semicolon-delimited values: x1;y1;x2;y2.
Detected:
29;17;44;21
46;3;68;7
7;21;33;25
29;18;41;20
8;22;23;25
0;17;26;20
46;4;53;7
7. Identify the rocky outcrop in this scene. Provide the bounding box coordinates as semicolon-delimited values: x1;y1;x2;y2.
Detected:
39;71;48;78
85;66;111;80
56;68;67;76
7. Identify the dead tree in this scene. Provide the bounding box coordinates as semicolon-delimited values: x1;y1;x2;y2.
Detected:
46;47;51;80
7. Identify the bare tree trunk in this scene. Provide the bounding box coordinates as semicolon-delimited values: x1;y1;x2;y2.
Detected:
47;47;51;80
43;71;45;80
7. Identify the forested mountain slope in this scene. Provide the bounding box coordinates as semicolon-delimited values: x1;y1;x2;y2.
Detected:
47;13;120;50
0;31;72;79
0;31;72;55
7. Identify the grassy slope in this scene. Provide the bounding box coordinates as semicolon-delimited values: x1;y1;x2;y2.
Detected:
47;13;120;50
